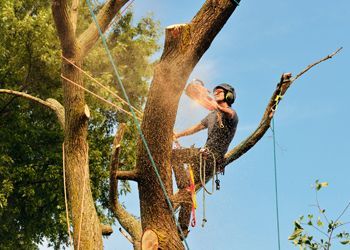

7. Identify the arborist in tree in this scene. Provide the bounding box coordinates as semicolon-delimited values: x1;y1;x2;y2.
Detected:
172;82;239;238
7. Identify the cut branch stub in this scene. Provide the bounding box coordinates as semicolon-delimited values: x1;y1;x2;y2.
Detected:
141;229;159;250
109;123;142;243
101;224;113;236
162;24;192;60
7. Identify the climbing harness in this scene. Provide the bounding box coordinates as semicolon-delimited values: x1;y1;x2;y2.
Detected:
85;1;190;248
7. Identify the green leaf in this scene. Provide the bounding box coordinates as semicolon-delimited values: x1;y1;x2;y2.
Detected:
316;181;328;191
317;217;323;227
288;228;303;240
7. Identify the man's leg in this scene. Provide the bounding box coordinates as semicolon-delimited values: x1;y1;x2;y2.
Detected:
171;148;200;238
173;163;192;238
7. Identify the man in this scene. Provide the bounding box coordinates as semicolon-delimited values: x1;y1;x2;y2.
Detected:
173;83;239;238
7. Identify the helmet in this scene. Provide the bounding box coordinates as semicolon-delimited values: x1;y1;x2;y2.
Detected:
213;83;236;105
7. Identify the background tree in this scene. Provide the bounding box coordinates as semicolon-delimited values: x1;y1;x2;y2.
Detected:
0;0;159;249
289;181;350;250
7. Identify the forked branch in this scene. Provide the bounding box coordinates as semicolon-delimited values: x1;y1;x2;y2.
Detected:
109;123;142;245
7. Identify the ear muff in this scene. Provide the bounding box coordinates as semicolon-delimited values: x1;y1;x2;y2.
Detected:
225;91;234;104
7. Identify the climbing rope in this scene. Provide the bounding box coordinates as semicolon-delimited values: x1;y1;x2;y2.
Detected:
230;0;240;6
85;0;190;248
271;118;281;250
60;74;141;120
198;149;218;227
61;55;143;117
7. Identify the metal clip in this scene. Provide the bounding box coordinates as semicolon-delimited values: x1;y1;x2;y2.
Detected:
215;179;220;190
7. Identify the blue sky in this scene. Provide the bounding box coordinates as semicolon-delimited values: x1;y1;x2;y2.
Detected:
42;0;350;249
108;1;350;249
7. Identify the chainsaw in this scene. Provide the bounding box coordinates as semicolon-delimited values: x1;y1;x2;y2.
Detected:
185;79;218;111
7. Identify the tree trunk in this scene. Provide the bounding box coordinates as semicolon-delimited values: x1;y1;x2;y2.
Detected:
138;60;191;249
62;55;103;249
52;0;128;248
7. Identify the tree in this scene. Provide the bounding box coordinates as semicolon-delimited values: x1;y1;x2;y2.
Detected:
0;0;159;249
0;0;341;249
289;181;350;250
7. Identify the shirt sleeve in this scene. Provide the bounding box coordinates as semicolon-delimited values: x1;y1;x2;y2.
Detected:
200;113;210;128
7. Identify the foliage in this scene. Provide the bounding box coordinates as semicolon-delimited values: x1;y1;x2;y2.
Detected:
289;180;350;250
0;1;160;248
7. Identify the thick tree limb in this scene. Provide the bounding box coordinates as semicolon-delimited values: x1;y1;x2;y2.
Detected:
109;123;142;244
0;89;65;129
223;47;342;167
52;0;78;56
78;0;128;57
71;0;80;34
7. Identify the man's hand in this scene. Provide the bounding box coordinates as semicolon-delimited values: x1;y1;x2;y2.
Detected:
173;133;179;141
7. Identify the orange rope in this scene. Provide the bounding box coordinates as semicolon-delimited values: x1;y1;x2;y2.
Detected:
60;74;141;121
61;55;143;117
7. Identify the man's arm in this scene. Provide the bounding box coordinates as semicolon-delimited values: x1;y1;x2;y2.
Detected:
174;123;206;140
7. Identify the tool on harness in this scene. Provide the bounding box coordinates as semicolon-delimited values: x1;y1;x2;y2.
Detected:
215;177;220;190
